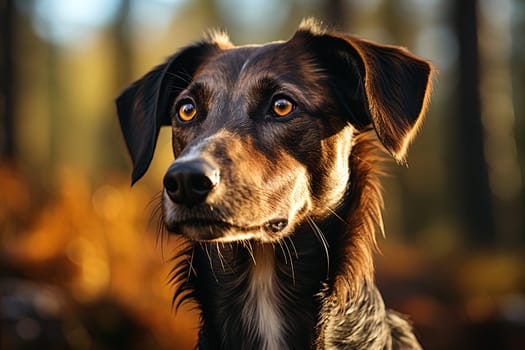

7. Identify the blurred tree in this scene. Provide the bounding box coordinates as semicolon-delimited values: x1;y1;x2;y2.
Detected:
512;0;525;223
382;0;403;42
99;0;133;175
1;0;16;161
322;0;346;28
46;33;62;167
113;0;132;91
454;0;495;244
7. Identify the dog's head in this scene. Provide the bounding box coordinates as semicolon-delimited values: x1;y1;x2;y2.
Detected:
116;21;433;242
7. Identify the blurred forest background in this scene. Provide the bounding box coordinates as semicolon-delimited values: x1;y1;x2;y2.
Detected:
1;0;524;349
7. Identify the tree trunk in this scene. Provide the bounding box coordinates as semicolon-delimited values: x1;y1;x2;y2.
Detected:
114;0;132;91
323;0;346;30
512;0;525;239
454;0;495;244
1;0;15;160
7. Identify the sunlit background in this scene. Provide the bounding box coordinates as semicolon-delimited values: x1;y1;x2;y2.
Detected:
1;0;524;349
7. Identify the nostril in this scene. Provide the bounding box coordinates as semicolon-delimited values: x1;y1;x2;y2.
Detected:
163;172;182;204
190;174;214;195
163;174;179;193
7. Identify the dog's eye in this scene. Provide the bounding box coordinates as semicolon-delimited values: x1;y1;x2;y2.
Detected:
271;97;294;118
177;102;197;122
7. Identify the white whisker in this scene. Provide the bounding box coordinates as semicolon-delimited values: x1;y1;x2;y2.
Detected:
203;243;218;283
277;240;288;265
188;247;197;279
244;241;257;265
307;216;330;279
216;242;226;272
282;238;296;286
285;236;299;260
325;206;347;225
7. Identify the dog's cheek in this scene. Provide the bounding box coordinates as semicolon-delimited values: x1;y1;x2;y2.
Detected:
266;118;338;218
258;149;314;231
287;165;314;227
226;135;312;225
283;122;324;167
310;127;354;215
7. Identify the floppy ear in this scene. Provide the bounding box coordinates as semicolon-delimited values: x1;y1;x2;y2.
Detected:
295;24;433;163
116;42;220;184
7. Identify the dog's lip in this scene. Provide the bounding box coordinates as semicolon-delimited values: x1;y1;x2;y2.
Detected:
166;218;289;236
171;219;259;232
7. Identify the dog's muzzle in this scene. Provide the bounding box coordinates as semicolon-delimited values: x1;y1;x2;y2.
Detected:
163;159;220;207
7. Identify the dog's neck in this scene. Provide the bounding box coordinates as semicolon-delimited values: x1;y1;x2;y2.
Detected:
187;219;393;350
187;228;330;350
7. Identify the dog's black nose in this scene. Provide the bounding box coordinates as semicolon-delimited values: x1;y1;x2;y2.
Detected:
163;160;219;207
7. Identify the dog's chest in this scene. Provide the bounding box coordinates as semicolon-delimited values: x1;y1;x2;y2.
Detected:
241;245;284;350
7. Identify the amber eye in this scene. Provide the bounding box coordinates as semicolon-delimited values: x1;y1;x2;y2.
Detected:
177;102;197;122
272;97;294;118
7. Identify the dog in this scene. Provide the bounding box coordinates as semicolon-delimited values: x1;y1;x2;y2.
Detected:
116;19;433;350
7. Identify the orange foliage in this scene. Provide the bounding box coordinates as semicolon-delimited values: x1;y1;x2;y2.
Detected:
0;164;199;349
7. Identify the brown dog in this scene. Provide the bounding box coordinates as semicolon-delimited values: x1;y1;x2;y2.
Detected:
117;19;433;350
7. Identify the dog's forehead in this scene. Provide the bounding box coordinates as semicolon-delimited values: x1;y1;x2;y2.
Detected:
193;40;319;88
203;42;279;67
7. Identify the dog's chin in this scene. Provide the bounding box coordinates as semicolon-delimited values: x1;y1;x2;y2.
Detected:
165;218;290;243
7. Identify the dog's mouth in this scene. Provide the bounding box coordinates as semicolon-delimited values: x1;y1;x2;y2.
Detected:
166;218;289;242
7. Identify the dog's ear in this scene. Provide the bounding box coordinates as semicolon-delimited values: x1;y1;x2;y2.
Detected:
295;23;433;163
116;42;220;184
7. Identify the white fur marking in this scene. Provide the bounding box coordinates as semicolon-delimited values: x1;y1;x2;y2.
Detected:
242;244;283;350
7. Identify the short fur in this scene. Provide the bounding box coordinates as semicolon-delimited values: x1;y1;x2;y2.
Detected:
116;19;433;350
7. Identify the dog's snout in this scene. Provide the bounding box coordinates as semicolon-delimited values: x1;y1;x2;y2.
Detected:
163;160;219;207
